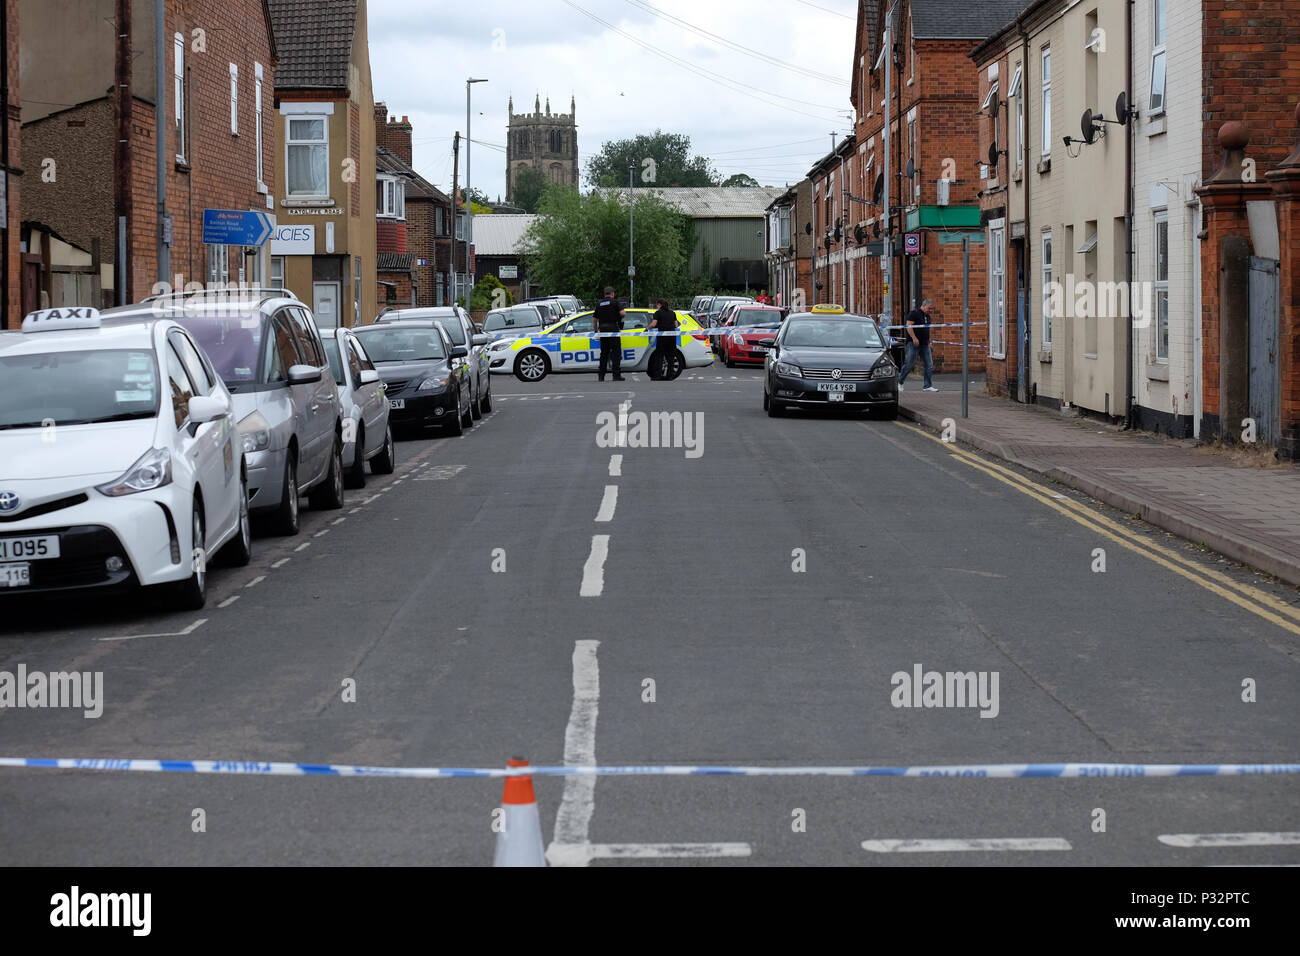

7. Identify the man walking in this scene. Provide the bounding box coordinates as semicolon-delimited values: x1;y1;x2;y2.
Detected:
898;297;937;391
647;298;679;380
594;286;626;382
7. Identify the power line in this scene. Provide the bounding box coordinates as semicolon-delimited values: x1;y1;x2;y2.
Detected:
791;0;855;19
620;0;845;85
556;0;847;121
706;136;828;155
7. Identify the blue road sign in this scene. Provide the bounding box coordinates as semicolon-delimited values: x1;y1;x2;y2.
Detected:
202;209;274;246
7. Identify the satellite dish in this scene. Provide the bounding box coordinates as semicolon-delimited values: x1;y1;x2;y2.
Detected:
1081;109;1098;145
805;222;812;235
1115;91;1129;125
854;223;867;244
988;142;1000;167
905;159;915;178
988;93;1000;116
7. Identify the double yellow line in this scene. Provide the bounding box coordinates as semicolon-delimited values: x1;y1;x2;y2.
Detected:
893;421;1300;636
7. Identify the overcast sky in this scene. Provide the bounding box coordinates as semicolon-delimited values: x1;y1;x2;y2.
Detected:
367;0;859;202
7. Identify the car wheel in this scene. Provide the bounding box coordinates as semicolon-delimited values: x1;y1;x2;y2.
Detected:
272;452;300;536
344;426;367;489
171;504;207;610
878;401;899;421
471;383;484;420
446;395;465;436
371;424;396;474
309;436;345;510
479;383;493;413
514;349;549;382
665;350;685;380
218;471;253;567
766;392;784;417
762;388;770;411
724;353;735;369
461;387;474;428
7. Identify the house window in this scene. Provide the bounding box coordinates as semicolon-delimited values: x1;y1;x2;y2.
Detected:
376;177;405;218
229;63;238;136
1150;0;1167;115
254;63;264;188
436;206;445;236
207;245;230;286
1041;229;1053;346
270;256;285;290
1154;212;1169;360
1008;64;1023;172
907;110;918;200
988;220;1006;358
455;212;465;240
436;273;445;306
173;34;186;162
286;116;329;197
1041;48;1052;157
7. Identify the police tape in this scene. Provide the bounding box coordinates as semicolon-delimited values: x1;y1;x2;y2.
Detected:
1;756;1297;779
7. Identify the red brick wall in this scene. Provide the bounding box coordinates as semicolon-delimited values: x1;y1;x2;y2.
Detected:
4;0;19;327
377;271;411;308
376;218;406;254
406;197;433;306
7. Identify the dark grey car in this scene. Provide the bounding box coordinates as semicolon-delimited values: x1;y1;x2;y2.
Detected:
762;311;898;419
377;306;492;419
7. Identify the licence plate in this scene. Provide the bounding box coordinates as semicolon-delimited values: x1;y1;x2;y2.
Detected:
0;563;31;587
827;392;845;402
389;399;406;409
816;382;857;392
0;535;60;561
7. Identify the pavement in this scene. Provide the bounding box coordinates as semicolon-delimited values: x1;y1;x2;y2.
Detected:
899;374;1300;587
1;366;1297;866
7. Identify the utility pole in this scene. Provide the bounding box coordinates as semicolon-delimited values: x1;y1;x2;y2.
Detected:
155;0;169;288
882;13;893;323
114;0;132;305
628;163;635;307
451;132;460;305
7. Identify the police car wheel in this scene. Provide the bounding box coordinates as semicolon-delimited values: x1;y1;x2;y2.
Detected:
515;350;549;382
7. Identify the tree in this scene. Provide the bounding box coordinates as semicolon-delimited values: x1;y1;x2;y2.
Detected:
585;130;718;188
464;186;492;208
511;166;550;214
720;173;760;188
521;188;695;304
470;273;512;310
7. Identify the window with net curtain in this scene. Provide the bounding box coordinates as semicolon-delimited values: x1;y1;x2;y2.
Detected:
287;117;328;197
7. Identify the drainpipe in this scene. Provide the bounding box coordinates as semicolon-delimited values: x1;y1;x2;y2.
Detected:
1018;14;1032;404
1124;0;1135;427
155;0;169;287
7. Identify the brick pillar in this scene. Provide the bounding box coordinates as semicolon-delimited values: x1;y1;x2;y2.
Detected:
1195;122;1274;440
1265;103;1300;461
386;116;412;166
374;101;388;150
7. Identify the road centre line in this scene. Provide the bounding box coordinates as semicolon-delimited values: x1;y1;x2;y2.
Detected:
548;843;752;864
580;535;610;598
1158;832;1300;848
862;838;1072;853
314;529;330;538
218;595;240;608
608;454;622;477
271;558;291;568
294;542;311;552
244;576;265;588
332;517;347;525
595;485;618;523
891;422;1300;636
548;640;601;865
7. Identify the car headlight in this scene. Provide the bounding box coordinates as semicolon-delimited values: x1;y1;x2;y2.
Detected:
238;410;271;454
96;447;173;496
775;361;802;377
872;361;897;379
731;333;745;347
417;374;450;392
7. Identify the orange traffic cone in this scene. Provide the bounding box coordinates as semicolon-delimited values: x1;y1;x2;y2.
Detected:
493;757;547;867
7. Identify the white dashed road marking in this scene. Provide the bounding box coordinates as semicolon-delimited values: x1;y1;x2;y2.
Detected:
244;576;265;588
548;640;600;861
595;485;618;523
218;595;240;608
580;535;610;598
861;838;1072;853
608;454;622;477
294;542;311;552
1158;832;1300;848
271;558;291;568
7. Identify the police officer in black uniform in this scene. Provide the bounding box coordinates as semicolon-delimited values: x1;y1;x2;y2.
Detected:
594;286;626;381
647;298;679;380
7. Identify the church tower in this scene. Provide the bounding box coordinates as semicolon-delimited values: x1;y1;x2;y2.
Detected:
506;94;579;200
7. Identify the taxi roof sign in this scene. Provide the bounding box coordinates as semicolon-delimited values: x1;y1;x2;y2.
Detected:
810;303;845;314
22;307;101;333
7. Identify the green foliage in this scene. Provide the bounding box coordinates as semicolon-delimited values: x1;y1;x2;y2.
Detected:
521;188;694;303
585;130;718;188
510;166;550;214
720;173;760;188
470;274;511;310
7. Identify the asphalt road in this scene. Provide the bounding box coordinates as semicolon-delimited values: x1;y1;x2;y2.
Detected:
1;365;1298;866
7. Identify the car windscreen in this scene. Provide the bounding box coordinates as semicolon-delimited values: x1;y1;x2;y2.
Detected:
433;317;466;345
0;349;160;429
321;338;345;386
782;319;885;349
352;327;447;362
180;314;266;383
484;310;541;332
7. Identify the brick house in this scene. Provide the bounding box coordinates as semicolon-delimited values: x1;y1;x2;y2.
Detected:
2;0;19;326
837;0;1029;374
373;103;453;310
765;178;814;311
266;0;376;328
20;0;276;313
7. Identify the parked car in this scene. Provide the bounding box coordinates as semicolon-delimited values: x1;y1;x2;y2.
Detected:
351;321;474;436
720;305;786;367
483;304;546;345
321;327;395;488
0;307;251;608
104;290;345;535
525;298;568;322
762;305;898;419
377;306;493;419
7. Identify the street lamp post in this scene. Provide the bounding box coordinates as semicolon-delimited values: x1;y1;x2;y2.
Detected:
466;77;487;306
628;163;635;307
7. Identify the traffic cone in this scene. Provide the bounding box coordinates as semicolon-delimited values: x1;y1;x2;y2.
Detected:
493;757;547;867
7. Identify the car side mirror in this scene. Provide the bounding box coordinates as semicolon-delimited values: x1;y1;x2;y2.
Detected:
186;394;229;424
450;345;469;359
358;369;379;385
471;333;490;347
287;364;322;385
757;338;777;349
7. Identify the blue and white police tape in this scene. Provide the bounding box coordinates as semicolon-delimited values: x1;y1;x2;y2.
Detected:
1;756;1296;779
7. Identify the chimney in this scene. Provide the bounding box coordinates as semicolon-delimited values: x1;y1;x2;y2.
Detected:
374;101;389;148
387;114;413;166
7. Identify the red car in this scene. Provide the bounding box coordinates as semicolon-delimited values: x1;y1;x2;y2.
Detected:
720;305;786;367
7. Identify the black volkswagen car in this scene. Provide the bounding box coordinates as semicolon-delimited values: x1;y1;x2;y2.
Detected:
761;306;898;419
350;321;474;436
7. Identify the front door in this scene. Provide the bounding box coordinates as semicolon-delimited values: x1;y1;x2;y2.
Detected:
314;281;340;330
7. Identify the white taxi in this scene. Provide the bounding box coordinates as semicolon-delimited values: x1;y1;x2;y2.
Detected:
486;308;715;382
0;308;251;609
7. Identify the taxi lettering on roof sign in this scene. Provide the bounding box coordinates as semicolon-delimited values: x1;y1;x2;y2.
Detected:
810;304;845;314
21;307;102;332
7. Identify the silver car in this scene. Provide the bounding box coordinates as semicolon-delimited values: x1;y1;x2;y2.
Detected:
377;306;493;420
105;291;345;535
482;304;545;346
322;327;395;488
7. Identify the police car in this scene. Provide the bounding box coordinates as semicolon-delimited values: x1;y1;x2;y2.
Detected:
0;307;251;608
486;308;714;382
